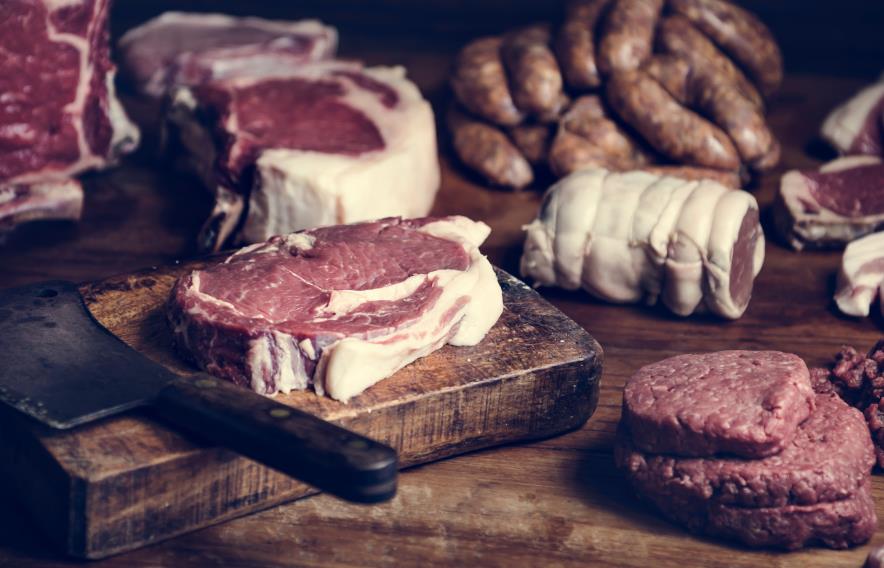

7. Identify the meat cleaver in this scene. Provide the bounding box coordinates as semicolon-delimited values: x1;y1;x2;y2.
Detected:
0;280;397;503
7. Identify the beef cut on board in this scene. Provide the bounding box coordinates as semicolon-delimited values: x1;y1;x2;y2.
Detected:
117;12;337;98
0;0;139;231
168;216;503;402
166;60;440;251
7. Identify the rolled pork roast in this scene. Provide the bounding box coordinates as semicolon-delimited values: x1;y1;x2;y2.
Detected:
521;168;764;319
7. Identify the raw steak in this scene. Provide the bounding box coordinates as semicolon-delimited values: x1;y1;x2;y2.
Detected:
167;216;503;402
0;180;84;233
774;156;884;250
821;75;884;156
617;394;874;508
835;231;884;318
0;0;139;186
117;12;337;98
167;60;440;251
622;350;814;458
520;168;764;319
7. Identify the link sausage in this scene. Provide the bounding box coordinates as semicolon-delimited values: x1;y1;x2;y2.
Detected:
555;0;612;91
451;37;524;126
597;0;664;75
669;0;783;97
606;69;741;170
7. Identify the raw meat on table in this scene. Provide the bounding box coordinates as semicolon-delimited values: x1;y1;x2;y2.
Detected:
0;0;139;187
0;0;139;234
166;60;440;251
0;181;84;233
774;156;884;250
167;216;503;402
835;231;884;318
117;12;337;98
821;74;884;157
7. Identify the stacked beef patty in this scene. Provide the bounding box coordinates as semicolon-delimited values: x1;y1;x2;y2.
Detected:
616;350;877;550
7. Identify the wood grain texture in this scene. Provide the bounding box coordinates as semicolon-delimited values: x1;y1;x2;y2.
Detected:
0;44;882;568
0;263;600;559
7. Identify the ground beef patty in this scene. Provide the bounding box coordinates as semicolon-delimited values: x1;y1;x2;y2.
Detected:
656;480;877;550
622;350;815;458
616;394;875;508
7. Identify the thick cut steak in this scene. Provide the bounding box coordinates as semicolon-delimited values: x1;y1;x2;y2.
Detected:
821;75;884;157
835;231;884;318
521;168;764;319
774;156;884;250
167;60;440;251
117;12;337;98
167;216;503;402
0;180;83;233
0;0;139;186
622;350;815;458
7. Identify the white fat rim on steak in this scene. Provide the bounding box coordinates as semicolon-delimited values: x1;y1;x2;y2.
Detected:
182;217;502;402
777;156;884;249
520;168;762;319
169;62;440;245
835;231;884;317
821;79;884;155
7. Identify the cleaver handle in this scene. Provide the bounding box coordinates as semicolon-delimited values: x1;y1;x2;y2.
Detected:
155;374;397;503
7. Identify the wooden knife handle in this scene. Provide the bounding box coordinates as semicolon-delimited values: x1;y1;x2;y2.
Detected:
154;374;397;503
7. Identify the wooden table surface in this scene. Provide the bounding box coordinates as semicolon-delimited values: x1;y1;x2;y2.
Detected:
1;38;883;568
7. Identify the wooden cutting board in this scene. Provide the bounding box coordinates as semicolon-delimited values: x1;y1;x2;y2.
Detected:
0;261;601;559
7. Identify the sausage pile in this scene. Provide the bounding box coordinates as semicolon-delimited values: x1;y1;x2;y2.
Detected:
448;0;783;190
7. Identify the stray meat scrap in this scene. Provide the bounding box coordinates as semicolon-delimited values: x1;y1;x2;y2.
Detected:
812;340;884;467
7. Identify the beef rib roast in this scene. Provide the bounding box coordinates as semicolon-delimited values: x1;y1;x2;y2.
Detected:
167;216;503;402
166;60;440;251
117;12;337;98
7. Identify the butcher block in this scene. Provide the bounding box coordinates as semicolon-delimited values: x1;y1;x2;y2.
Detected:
0;261;601;559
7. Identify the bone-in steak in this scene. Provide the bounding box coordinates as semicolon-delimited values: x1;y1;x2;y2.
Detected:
117;12;337;98
166;60;440;251
167;216;503;402
0;0;139;186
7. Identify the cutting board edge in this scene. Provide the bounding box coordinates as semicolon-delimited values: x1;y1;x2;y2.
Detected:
51;352;600;559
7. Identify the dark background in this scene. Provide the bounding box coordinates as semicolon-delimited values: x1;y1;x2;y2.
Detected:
110;0;883;79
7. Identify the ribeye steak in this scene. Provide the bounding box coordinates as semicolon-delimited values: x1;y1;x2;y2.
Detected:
167;216;503;402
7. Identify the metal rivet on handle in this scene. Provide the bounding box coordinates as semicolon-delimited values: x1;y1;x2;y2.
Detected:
195;378;217;388
269;408;291;419
346;438;368;450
